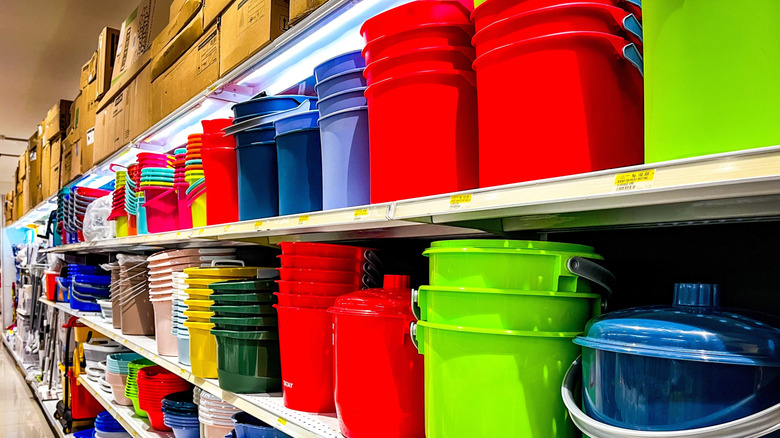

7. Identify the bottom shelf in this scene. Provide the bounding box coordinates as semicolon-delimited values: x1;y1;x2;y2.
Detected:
78;375;173;438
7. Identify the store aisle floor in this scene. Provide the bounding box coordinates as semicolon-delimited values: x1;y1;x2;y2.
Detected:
0;345;56;437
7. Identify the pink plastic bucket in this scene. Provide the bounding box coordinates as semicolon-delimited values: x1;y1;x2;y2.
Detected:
151;298;177;357
142;187;180;233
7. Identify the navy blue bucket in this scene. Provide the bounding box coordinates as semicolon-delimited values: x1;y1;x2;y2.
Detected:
232;96;316;122
275;128;323;216
234;123;276;147
237;140;279;220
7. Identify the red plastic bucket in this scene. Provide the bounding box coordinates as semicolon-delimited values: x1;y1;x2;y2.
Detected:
274;305;335;413
141;187;180;233
45;271;59;301
474;31;644;187
361;0;472;43
201;146;238;225
276;280;358;297
362;23;474;65
472;3;643;57
279;242;371;260
364;46;476;84
471;0;642;32
274;292;338;308
278;255;363;272
278;268;361;287
201;118;233;134
68;371;103;419
366;70;479;202
176;186;193;229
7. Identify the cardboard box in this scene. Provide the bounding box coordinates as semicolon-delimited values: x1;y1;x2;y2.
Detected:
41;141;51;199
109;87;130;151
152;0;203;59
204;0;232;28
67;92;84;142
219;0;289;76
95;27;121;102
80;52;97;90
151;7;205;79
152;25;219;122
89;108;108;170
128;64;154;141
26;133;43;206
44;100;73;142
103;0;172;109
290;0;327;23
61;142;83;187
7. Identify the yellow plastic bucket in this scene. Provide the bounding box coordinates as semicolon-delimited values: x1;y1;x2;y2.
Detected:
191;192;207;228
116;215;129;238
183;321;218;378
183;309;215;322
184;299;215;312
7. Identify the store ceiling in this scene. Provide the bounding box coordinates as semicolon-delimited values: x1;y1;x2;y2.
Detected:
0;0;134;193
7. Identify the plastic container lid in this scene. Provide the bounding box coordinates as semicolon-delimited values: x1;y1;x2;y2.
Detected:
330;275;412;318
574;283;780;366
427;239;596;253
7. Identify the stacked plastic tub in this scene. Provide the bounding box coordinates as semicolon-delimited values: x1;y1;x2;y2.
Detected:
200;119;239;225
162;390;200;438
472;0;644;187
124;164;140;235
274;107;323;215
361;1;478;202
172;272;191;365
275;242;381;413
137;365;193;431
229;95;318;220
328;275;424;438
199;390;242;438
108;170;129;237
116;254;154;336
185;134;207;227
95;410;132;437
411;239;608;437
68;264;111;312
182;263;267;379
313;52;370;210
232;412;291;438
65;187;112;243
106;352;143;406
173;147;192;229
104;261;122;329
208;279;282;393
125;358;156;417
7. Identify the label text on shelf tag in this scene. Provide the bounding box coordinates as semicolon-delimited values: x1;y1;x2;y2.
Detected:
277;418;288;426
254;220;264;229
298;215;310;224
449;194;473;209
613;169;656;192
353;208;368;220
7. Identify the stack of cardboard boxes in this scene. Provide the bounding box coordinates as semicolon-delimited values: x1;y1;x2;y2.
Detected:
9;0;318;223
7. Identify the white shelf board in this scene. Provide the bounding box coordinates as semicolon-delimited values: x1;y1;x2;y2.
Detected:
78;375;174;438
77;314;342;438
39;297;102;319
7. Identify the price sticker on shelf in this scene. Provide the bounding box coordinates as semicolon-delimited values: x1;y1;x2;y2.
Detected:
254;220;264;229
195;228;206;236
449;194;472;209
613;169;656;192
353;208;368;220
277;418;288;426
224;224;233;232
298;215;310;225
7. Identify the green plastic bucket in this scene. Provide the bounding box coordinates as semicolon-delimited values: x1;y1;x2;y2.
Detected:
415;285;601;331
125;358;155;418
211;293;278;305
210;316;279;331
644;1;780;162
424;240;606;293
208;279;278;293
413;321;580;437
211;328;282;393
212;304;276;317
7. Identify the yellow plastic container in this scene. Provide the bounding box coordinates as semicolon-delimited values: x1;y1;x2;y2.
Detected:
184;299;215;312
184;266;264;278
183;310;214;322
184;277;249;287
74;324;105;343
183;321;218;378
191;192;207;228
115;215;129;238
184;287;213;299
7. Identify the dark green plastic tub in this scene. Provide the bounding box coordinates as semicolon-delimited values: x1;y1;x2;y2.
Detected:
211;328;282;393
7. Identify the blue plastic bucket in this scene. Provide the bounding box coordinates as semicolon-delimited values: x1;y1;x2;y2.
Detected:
232;412;291;438
318;106;370;209
315;67;367;99
234;123;275;147
177;336;191;365
274;110;319;135
232;96;315;121
317;87;367;118
237;141;278;220
314;50;366;83
275;128;323;215
137;193;148;235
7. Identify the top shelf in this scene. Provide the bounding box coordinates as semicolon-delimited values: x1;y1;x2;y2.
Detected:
43;145;780;253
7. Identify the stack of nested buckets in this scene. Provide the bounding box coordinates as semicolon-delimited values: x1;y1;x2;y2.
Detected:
68;187;112;243
68;263;111;312
185;134;207;227
229;95;320;219
314;52;370;210
274;106;323;216
148;248;237;357
199;390;242;438
108;170;129;237
172;271;191;365
182;263;268;379
200;119;238;225
329;275;425;438
173;147;192;229
125;358;156;417
162;391;199;437
137;366;193;431
56;188;67;245
104;261;121;328
137;152;179;233
412;239;608;438
275;242;381;413
124;164;140;235
116;254;154;336
208;279;282;394
472;0;644;187
105;352;143;406
361;1;478;203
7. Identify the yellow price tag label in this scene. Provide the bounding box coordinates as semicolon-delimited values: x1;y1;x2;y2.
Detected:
196;228;206;235
614;169;656;192
277;418;288;426
354;208;368;218
224;224;233;232
298;215;310;224
450;194;472;204
254;220;264;228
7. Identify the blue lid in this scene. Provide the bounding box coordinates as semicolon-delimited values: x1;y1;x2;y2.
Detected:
574;283;780;366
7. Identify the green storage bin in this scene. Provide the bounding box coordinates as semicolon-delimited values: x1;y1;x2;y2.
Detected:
644;1;780;162
415;285;601;331
212;304;276;317
209;279;278;294
413;321;580;438
211;328;282;393
424;240;605;292
210;316;279;331
211;293;278;305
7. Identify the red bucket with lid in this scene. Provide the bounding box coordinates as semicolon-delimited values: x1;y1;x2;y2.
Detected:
474;31;644;188
362;23;474;65
361;0;472;44
366;70;478;203
471;0;642;32
364;46;476;84
274;304;335;413
472;3;643;57
329;275;424;438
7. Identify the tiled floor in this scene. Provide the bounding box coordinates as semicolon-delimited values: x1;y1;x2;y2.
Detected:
0;345;56;437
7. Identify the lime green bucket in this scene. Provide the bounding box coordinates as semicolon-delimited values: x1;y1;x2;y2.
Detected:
413;321;580;437
414;285;601;331
423;240;609;293
644;1;780;162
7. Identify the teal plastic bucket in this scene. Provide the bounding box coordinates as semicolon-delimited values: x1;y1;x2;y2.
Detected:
413;321;580;438
644;1;780;162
